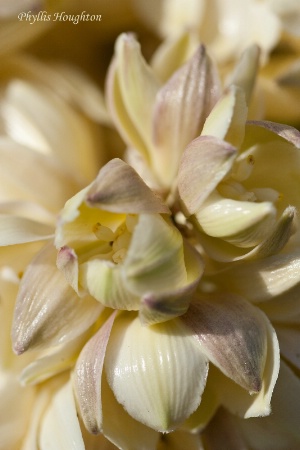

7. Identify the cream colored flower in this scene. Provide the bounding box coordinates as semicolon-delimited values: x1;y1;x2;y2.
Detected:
1;26;300;450
178;88;300;261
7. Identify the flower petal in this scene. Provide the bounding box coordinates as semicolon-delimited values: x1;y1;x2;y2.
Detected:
235;361;300;449
104;313;208;432
182;294;271;393
202;85;248;149
2;80;100;182
12;244;102;354
124;215;187;296
86;159;170;214
114;33;160;153
152;44;220;187
106;34;160;161
207;312;279;418
195;194;276;247
246;120;300;149
101;375;159;450
39;381;85;450
139;242;204;325
178;136;237;215
0;370;36;450
0;215;53;246
73;312;116;435
0;138;80;213
226;44;260;105
79;259;140;310
216;249;300;302
20;331;91;386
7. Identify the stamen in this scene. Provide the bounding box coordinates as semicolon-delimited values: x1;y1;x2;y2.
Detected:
231;154;255;182
112;248;127;264
252;188;281;203
93;223;115;242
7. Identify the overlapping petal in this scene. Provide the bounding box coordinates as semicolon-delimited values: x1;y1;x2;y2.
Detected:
104;312;208;432
39;381;85;450
73;312;116;435
182;293;275;395
12;244;102;354
151;44;220;187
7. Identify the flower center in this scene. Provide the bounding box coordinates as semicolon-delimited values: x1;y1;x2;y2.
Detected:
93;214;138;264
218;153;282;204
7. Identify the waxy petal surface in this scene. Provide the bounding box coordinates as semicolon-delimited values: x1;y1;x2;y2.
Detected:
178;136;236;215
0;215;53;246
182;294;270;393
12;244;102;354
79;259;140;310
73;312;116;435
105;313;208;432
208;313;279;418
152;45;220;187
124;214;187;295
101;375;159;450
139;242;204;325
39;381;85;450
201;86;248;149
0;138;80;213
86;159;169;214
195;195;276;248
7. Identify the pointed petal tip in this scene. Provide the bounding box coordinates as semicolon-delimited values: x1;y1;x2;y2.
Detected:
13;341;26;356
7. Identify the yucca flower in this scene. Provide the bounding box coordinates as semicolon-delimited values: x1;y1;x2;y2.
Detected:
1;28;300;450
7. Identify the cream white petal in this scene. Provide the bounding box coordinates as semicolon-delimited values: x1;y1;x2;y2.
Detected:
216;250;300;302
39;381;85;450
0;215;53;246
139;242;204;325
208;312;279;418
20;331;91;386
101;375;159;450
124;214;187;296
0;138;81;213
105;313;208;432
152;44;220;187
0;371;36;450
115;33;160;154
56;246;81;295
259;284;300;324
12;244;102;354
21;385;51;450
178;136;236;215
183;294;271;393
246;120;300;149
226;45;260;105
195;194;276;248
79;259;140;310
150;31;200;83
246;205;297;259
86;159;169;214
2;80;100;182
201;85;248;149
235;361;300;449
105;58;151;161
73;312;116;435
46;61;111;124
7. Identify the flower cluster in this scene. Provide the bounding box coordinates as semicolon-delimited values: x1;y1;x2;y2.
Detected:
0;1;300;450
